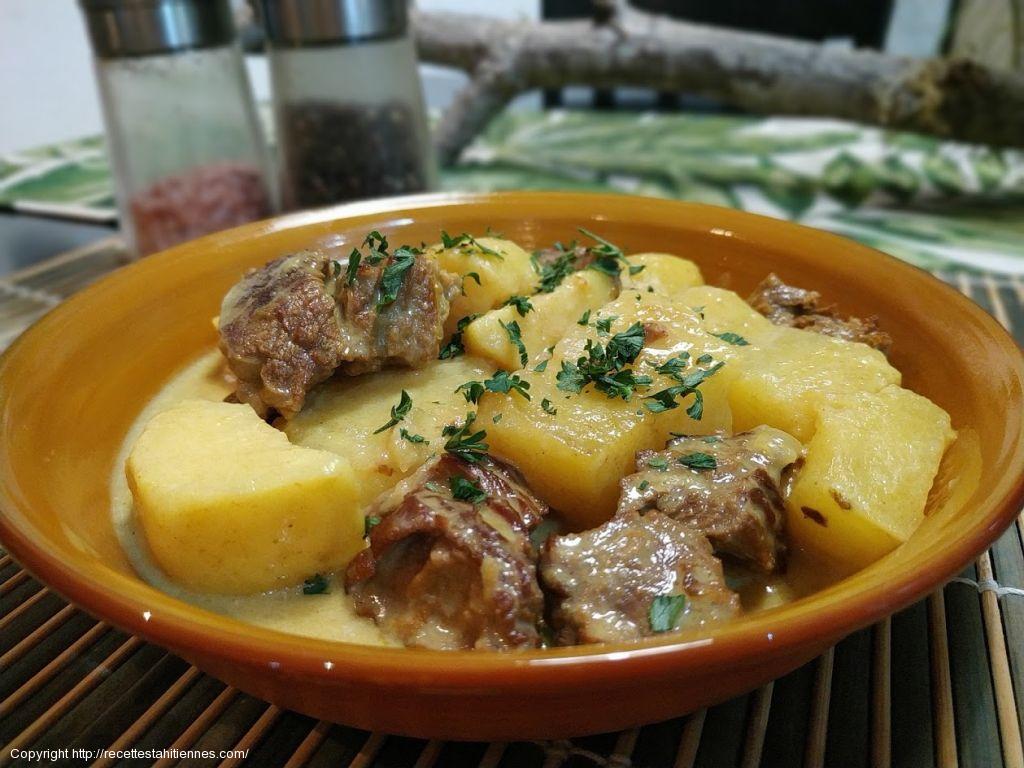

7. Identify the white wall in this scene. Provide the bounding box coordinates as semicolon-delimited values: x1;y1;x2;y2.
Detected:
0;0;538;154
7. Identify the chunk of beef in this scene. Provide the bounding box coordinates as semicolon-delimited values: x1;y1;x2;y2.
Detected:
539;511;740;645
218;249;457;418
345;455;548;650
619;426;802;573
748;273;892;353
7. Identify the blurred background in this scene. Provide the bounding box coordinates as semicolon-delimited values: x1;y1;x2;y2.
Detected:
1;0;1023;275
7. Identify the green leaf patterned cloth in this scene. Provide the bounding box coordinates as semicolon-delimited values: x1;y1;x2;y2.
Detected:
4;111;1024;274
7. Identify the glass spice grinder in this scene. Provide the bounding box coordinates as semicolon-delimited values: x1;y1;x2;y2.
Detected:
259;0;436;210
79;0;274;257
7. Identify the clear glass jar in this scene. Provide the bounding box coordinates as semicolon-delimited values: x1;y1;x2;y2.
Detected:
260;0;435;210
81;0;274;257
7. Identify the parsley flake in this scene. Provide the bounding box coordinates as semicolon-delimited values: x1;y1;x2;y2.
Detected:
439;314;480;359
711;331;749;346
303;573;329;595
504;295;533;316
677;452;717;470
373;390;412;433
578;309;592;326
485;370;531;400
443;413;489;463
541;398;558;415
399;428;428;445
363;516;381;537
500;319;528;366
649;594;686;632
376;246;419;309
455;379;485;404
344;248;361;285
647;456;669;470
449;476;487;503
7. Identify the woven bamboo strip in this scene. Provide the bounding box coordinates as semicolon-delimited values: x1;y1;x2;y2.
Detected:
0;585;49;632
929;591;959;768
0;569;30;597
216;704;282;768
740;683;773;768
151;685;239;768
283;720;331;768
477;741;507;768
674;709;706;768
0;621;108;718
90;666;203;768
0;554;12;569
804;647;834;768
871;618;892;768
0;603;77;668
413;739;445;768
348;733;386;768
976;552;1024;768
0;636;144;767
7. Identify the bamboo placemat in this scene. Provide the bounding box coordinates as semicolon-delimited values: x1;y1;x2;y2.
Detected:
1;239;1022;768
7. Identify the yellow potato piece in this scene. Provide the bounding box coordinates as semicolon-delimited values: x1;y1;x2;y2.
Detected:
127;400;363;595
623;253;704;295
729;326;901;441
463;270;618;370
786;386;956;570
478;290;746;529
428;237;538;335
286;356;493;505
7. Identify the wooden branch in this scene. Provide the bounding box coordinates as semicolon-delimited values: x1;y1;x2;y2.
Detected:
412;10;1024;166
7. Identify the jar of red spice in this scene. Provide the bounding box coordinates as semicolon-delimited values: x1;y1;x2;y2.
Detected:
259;0;435;210
80;0;275;257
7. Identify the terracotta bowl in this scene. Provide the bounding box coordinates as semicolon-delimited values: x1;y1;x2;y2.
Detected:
1;192;1022;740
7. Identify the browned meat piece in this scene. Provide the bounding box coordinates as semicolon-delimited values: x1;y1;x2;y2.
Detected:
345;454;548;650
619;426;802;574
539;511;740;645
218;248;456;418
748;273;892;353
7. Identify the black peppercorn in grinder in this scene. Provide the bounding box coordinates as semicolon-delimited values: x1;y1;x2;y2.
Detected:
259;0;436;210
79;0;274;257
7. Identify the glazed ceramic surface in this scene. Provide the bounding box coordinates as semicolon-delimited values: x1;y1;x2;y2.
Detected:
0;192;1021;739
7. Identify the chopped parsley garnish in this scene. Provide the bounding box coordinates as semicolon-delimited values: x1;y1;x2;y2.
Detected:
492;413;503;424
363;516;381;537
535;243;579;293
500;319;528;366
363;230;388;264
541;398;558;415
399;428;428;445
646;456;669;470
449;476;487;503
702;435;722;444
529;518;561;551
578;227;644;278
654;353;690;376
556;323;650;401
373;390;412;433
503;295;533;316
533;358;549;373
485;370;531;400
649;594;686;632
439;313;480;359
461;271;481;294
443;413;489;463
637;479;651;491
440;231;504;259
711;331;749;346
376;246;419;309
345;248;361;285
577;309;592;325
455;379;485;404
302;573;329;595
595;315;617;336
677;452;717;470
645;359;725;418
424;481;445;494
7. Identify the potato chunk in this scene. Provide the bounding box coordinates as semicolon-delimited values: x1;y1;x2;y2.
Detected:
286;356;493;504
478;290;746;529
623;253;704;296
127;400;362;595
786;386;956;570
428;237;537;335
463;270;618;370
729;326;900;441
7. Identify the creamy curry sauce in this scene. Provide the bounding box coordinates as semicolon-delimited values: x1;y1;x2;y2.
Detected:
110;350;842;647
